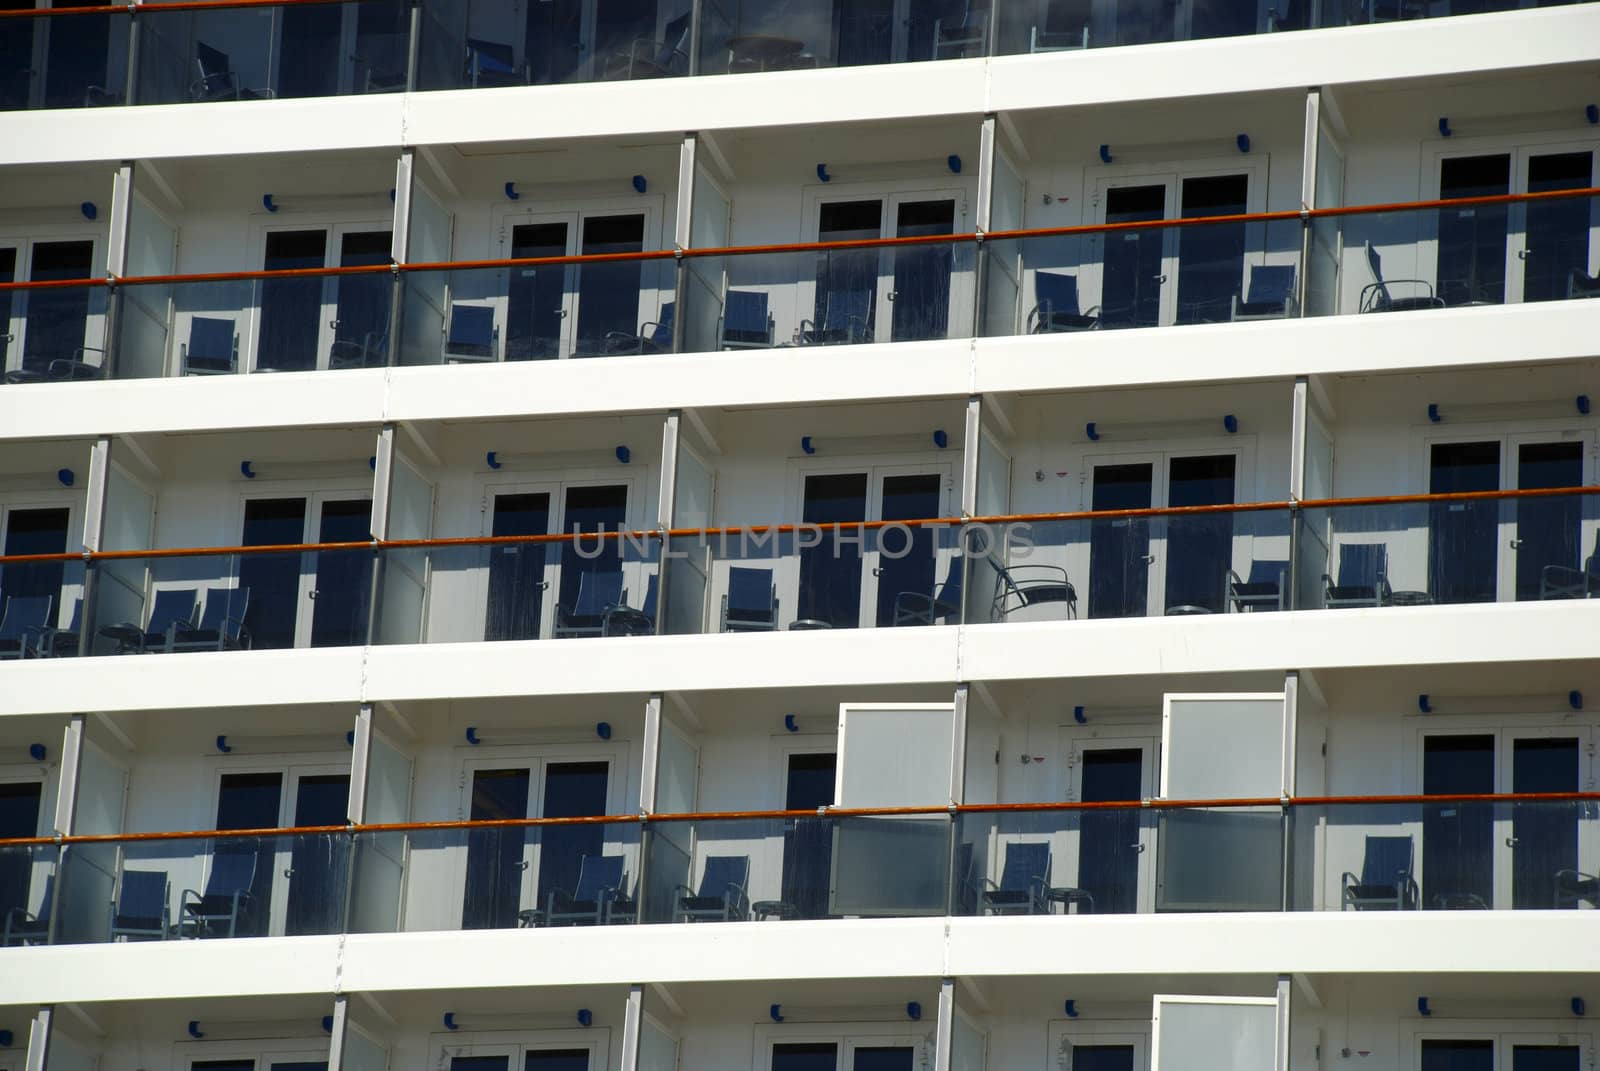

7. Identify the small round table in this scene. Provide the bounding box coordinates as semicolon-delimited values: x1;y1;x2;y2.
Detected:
1387;590;1434;607
751;900;799;921
1047;887;1096;915
1164;604;1212;616
789;619;833;631
98;623;146;653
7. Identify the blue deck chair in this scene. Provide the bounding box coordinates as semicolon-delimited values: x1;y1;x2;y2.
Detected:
544;854;626;926
110;870;171;941
894;561;965;626
444;304;499;362
605;302;675;355
980;842;1052;915
1359;242;1444;313
190;42;273;102
719;290;776;349
1027;272;1100;332
1231;264;1298;320
1322;543;1391;608
1341;835;1418;910
1226;560;1288;612
800;289;873;346
180;841;258;938
1031;0;1091;49
932;0;989;58
2;874;52;946
172;587;252;652
1540;530;1599;599
555;572;626;638
603;573;658;636
38;597;82;658
605;12;692;79
721;566;778;632
0;594;52;659
465;38;527;88
182;317;239;375
675;855;750;922
100;587;198;653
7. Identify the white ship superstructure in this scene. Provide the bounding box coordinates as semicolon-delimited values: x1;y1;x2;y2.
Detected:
1;4;1599;1071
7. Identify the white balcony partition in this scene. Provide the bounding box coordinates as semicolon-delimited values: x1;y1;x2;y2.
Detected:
831;702;957;917
1157;693;1286;911
1151;995;1278;1071
350;721;412;934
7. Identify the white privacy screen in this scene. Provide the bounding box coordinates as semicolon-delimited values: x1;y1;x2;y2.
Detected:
836;704;955;807
1153;997;1276;1071
1162;695;1284;798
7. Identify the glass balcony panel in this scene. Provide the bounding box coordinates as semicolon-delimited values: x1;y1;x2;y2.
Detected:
993;0;1598;55
0;6;131;112
357;820;642;932
681;241;977;352
415;0;694;92
399;260;676;366
135;0;411;106
975;507;1292;623
698;0;988;76
1295;491;1599;609
42;832;349;944
690;517;962;634
982;216;1302;337
1301;799;1599;911
388;534;662;644
1319;192;1600;315
82;547;375;657
0;843;58;947
641;813;953;923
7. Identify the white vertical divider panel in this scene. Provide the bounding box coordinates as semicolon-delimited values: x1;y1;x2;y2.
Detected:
327;995;351;1071
619;985;644;1071
1281;674;1299;799
23;1008;50;1071
53;717;82;837
1151;995;1277;1071
81;438;110;555
1289;378;1308;502
960;397;980;520
641;694;663;814
371;424;396;540
933;979;955;1071
349;704;374;824
950;685;969;805
1275;977;1292;1071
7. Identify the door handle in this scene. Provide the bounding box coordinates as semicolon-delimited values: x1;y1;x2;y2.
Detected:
887;291;899;302
1141;554;1156;564
1130;843;1146;852
283;868;294;878
1505;837;1519;847
1155;274;1168;284
557;309;569;318
518;859;531;871
328;319;340;329
1517;249;1531;260
308;589;320;600
1510;539;1524;549
871;567;883;577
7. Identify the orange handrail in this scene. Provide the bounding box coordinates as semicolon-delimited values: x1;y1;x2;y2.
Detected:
3;791;1598;848
3;186;1596;294
2;485;1597;566
0;0;356;18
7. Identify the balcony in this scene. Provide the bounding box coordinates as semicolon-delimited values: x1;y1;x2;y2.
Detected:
4;180;1594;387
7;790;1599;950
3;0;1594;116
